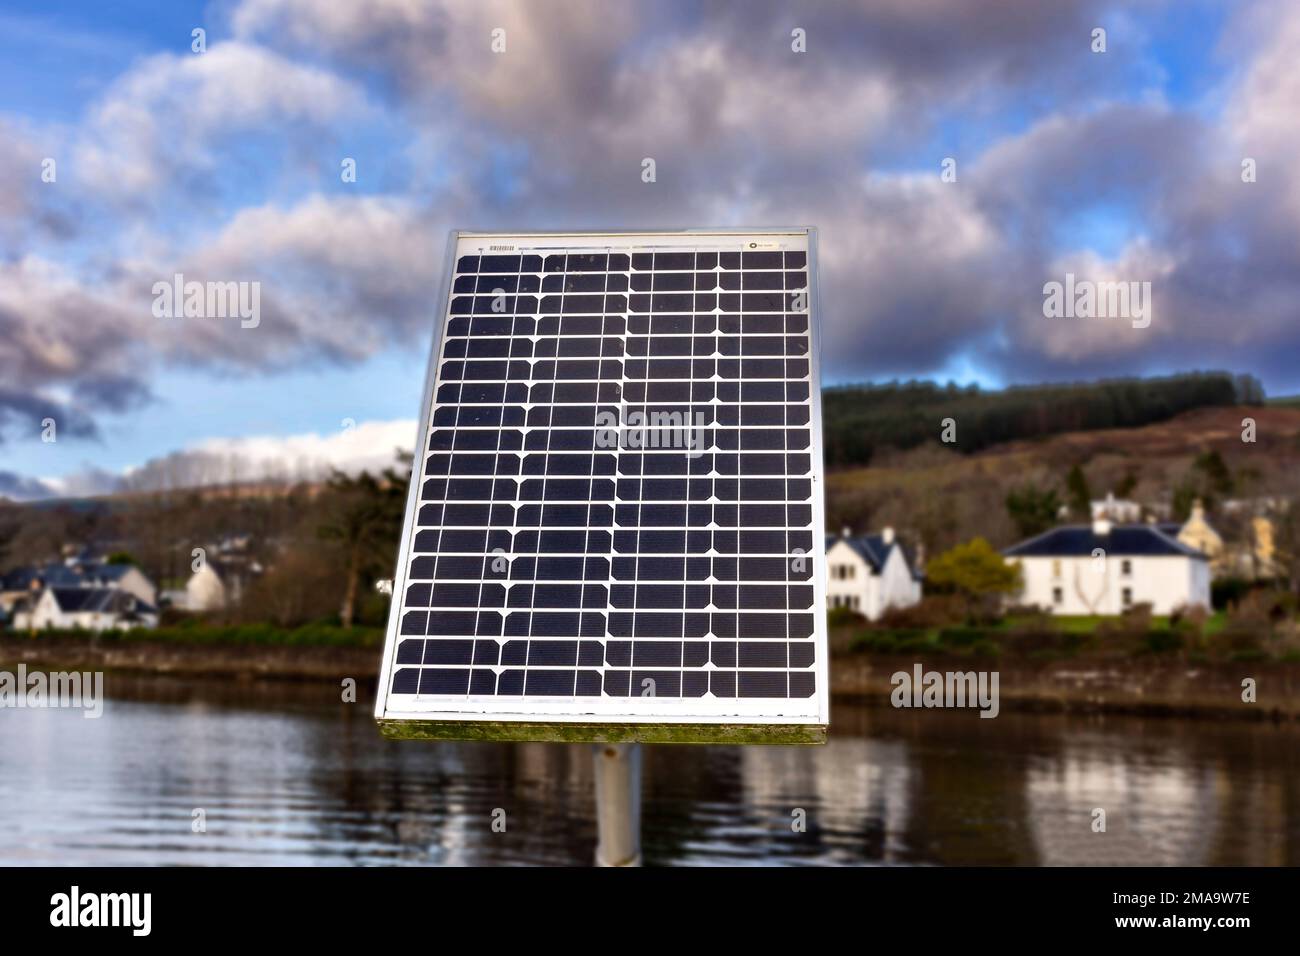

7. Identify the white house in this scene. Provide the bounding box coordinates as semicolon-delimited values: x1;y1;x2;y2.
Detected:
162;557;252;612
1003;517;1211;616
1091;492;1142;523
185;563;228;611
1056;491;1143;522
825;527;922;620
12;587;159;632
3;560;160;632
1160;499;1283;581
80;563;158;607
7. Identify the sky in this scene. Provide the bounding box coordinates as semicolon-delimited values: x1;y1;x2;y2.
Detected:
1;0;1298;500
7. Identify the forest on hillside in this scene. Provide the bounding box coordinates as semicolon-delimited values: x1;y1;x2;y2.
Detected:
822;371;1264;467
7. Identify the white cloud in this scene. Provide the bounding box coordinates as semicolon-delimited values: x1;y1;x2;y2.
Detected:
152;194;445;368
29;419;420;500
1021;240;1178;361
0;195;445;428
1225;0;1300;221
74;41;368;202
167;418;418;482
0;256;154;434
0;117;44;226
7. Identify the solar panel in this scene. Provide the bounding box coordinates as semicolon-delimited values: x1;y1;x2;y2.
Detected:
375;230;828;743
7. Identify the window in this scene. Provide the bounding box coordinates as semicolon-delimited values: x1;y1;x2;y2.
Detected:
1122;588;1133;608
1052;560;1062;578
852;596;860;610
1121;559;1132;576
1052;587;1063;605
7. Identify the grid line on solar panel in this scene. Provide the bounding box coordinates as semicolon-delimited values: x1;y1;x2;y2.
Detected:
392;242;819;702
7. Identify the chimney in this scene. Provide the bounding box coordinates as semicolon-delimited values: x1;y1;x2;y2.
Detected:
1092;516;1112;536
882;526;895;545
1191;498;1205;523
841;525;852;539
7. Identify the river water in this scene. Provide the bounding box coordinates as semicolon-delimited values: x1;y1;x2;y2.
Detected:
1;676;1296;865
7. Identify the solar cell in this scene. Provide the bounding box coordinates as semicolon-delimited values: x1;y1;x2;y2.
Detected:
376;231;828;742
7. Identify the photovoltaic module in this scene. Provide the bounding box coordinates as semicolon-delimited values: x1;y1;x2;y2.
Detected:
375;230;828;742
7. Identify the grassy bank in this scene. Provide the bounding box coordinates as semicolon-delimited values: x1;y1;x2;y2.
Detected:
0;622;384;683
4;622;385;648
0;630;382;683
837;611;1299;664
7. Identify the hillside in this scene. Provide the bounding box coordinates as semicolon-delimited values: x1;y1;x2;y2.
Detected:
827;404;1300;554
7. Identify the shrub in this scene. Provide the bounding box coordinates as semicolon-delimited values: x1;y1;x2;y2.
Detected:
1225;588;1292;634
1169;603;1208;637
848;628;932;655
1093;603;1153;648
936;626;999;649
849;631;897;654
37;623;389;648
1003;603;1050;618
877;595;966;628
1141;629;1184;654
828;605;863;628
1001;622;1084;659
1211;576;1252;610
1206;626;1266;660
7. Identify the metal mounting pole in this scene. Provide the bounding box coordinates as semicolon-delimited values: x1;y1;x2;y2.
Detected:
592;743;642;866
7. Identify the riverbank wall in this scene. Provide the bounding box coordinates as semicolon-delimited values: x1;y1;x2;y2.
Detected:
3;636;1297;721
832;653;1300;721
0;636;380;684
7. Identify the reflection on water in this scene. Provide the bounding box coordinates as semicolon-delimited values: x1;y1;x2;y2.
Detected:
1;676;1296;865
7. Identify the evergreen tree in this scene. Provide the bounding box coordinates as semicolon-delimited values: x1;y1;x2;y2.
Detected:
1066;464;1091;518
1005;484;1061;538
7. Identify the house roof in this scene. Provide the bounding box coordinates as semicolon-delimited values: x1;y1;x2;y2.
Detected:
48;588;120;612
3;564;84;590
3;561;153;593
1;567;40;591
46;587;155;616
1003;524;1208;559
826;532;922;579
